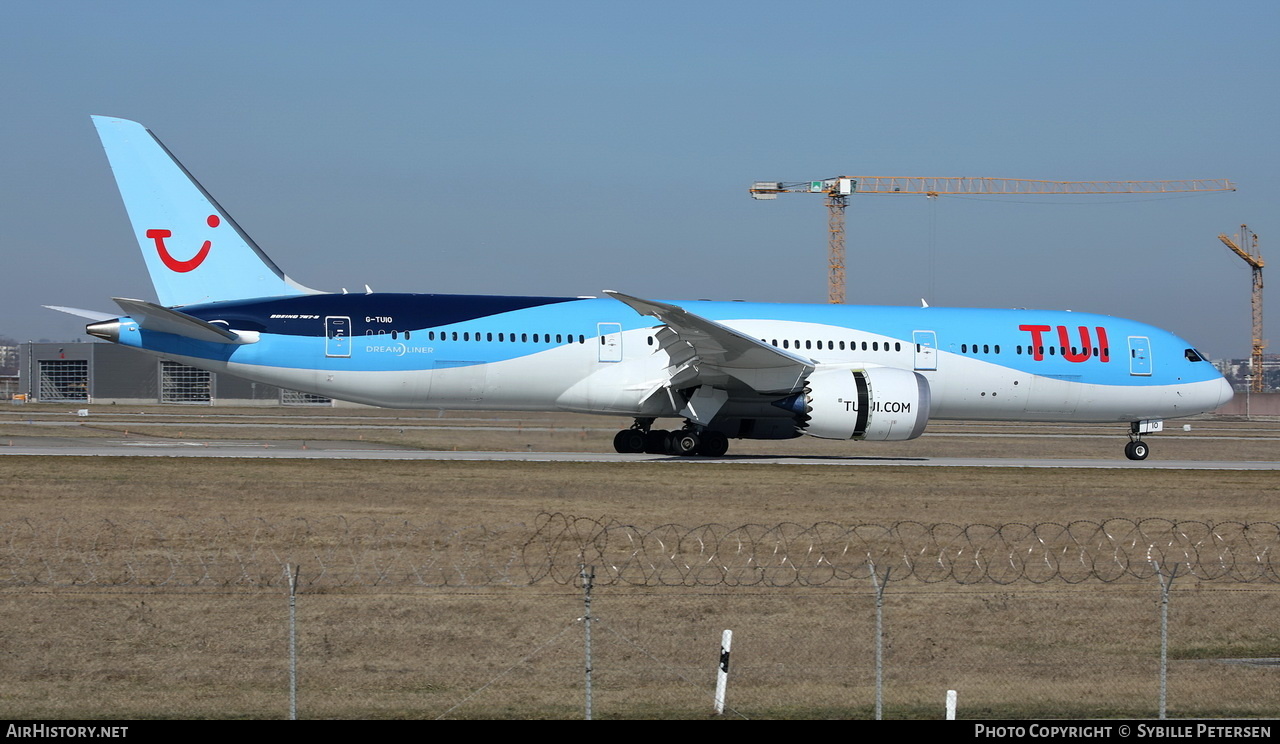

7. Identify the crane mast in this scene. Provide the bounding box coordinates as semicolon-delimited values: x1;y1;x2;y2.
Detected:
751;176;1237;305
1218;225;1266;394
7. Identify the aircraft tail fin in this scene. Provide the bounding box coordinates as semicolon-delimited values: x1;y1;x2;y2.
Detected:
91;116;318;307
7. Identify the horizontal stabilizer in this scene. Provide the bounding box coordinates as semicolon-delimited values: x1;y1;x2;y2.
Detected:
44;305;118;322
112;297;256;345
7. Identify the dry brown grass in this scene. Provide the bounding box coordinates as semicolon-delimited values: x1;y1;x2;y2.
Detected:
2;454;1277;527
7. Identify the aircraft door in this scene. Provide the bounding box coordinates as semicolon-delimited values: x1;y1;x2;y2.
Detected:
913;331;937;371
597;323;623;362
325;316;352;358
1128;336;1152;376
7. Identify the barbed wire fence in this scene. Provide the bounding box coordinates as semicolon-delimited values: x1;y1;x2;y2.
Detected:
0;514;1277;718
2;514;1277;587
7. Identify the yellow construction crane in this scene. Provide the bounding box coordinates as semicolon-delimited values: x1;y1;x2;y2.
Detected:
1218;225;1265;393
750;177;1237;304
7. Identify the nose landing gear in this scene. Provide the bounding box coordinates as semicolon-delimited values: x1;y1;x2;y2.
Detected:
1123;439;1150;460
1124;419;1163;460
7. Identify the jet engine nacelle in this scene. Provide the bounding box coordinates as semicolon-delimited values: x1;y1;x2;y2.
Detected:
782;366;931;441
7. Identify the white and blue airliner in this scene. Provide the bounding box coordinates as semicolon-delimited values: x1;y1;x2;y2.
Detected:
56;116;1233;459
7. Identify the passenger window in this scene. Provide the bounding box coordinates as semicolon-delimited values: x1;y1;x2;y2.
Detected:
961;344;967;353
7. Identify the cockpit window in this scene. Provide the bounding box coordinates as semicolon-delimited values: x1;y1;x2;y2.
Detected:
1184;348;1206;362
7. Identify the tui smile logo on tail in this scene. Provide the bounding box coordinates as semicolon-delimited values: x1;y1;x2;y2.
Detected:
146;214;219;272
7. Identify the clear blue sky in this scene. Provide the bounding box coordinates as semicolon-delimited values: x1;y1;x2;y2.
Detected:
2;1;1274;360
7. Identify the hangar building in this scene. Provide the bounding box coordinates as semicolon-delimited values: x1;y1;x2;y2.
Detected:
16;342;331;406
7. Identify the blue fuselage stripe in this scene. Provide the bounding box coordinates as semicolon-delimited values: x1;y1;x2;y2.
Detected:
122;294;1220;388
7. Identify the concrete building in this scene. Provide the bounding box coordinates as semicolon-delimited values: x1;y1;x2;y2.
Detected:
17;342;331;406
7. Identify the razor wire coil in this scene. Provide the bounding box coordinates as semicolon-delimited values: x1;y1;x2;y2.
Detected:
1;514;1276;588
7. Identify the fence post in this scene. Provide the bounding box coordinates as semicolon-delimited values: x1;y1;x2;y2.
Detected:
1152;558;1180;720
286;563;299;721
581;565;595;721
869;561;891;721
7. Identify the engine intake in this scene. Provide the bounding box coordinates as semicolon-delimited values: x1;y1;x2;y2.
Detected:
776;366;930;441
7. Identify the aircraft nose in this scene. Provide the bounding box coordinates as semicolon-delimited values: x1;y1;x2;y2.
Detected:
1214;375;1235;409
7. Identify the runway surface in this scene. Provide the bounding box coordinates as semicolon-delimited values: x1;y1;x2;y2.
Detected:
3;439;1278;469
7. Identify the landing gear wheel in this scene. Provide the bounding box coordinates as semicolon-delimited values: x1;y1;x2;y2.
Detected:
644;430;670;454
1124;441;1149;461
696;431;729;457
613;429;646;453
669;430;701;456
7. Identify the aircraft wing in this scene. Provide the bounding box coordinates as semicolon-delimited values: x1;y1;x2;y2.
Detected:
604;291;814;394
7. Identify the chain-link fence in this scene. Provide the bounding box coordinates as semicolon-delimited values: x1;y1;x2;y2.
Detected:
1;516;1276;719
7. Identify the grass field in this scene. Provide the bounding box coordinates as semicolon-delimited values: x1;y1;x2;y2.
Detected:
0;405;1277;718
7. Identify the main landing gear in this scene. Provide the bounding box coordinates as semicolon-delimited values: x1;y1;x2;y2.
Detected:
613;418;730;457
1124;419;1163;461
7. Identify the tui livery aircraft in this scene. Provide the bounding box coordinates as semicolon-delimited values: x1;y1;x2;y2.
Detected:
56;116;1233;460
